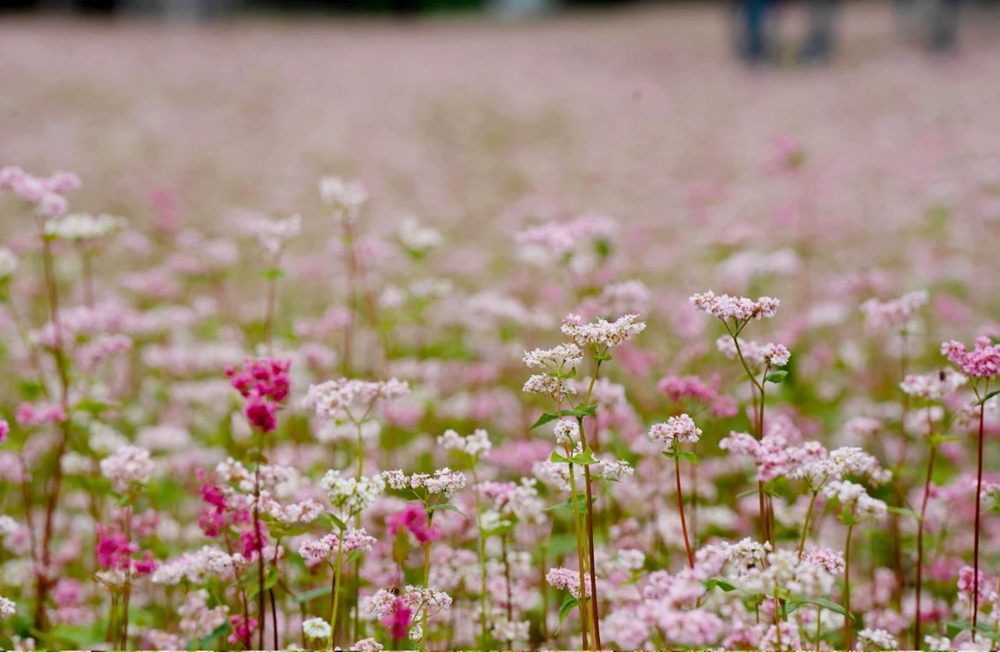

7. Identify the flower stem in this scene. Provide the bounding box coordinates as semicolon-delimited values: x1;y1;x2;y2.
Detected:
973;383;987;637
798;490;819;560
566;461;590;651
844;523;855;650
915;412;937;648
329;540;345;650
675;454;694;569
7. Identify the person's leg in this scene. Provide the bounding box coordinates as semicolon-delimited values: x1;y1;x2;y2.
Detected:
744;0;771;62
801;0;840;63
931;0;959;51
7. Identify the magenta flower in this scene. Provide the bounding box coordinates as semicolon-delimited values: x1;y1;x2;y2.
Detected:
942;337;1000;379
95;525;136;570
381;597;413;640
386;502;438;544
225;357;291;433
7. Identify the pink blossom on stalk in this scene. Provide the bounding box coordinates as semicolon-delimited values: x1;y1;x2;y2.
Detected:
648;414;702;447
690;291;780;322
381;597;413;640
228;614;257;646
225;357;291;433
0;419;8;444
941;337;1000;378
16;402;67;426
387;503;438;544
95;525;136;570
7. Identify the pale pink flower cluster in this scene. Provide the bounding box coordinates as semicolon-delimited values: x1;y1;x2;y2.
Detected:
690;291;780;322
515;213;617;261
522;374;576;400
364;586;453;618
298;527;377;564
790;446;892;487
721;432;827;483
545;566;590;598
382;468;467;498
941;336;1000;379
177;589;229;642
857;627;899;650
715;337;791;370
249;213;301;257
860;290;928;332
648;414;702;447
0;165;80;217
478;478;544;521
560;313;646;348
0;596;14;619
304;378;410;422
99;445;155;493
900;369;968;400
552;418;579;445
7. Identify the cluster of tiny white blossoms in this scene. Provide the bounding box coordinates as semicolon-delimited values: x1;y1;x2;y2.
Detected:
298;527;377;565
490;614;531;643
0;247;17;279
303;378;410;423
382;468;467;498
648;414;702;448
522;343;584;370
302;617;332;640
522;374;576;401
44;212;126;241
857;627;899;650
596;455;634;481
0;596;14;619
397;216;443;255
860;290;929;332
250;212;301;258
437;428;492;458
690;291;780;322
99;445;154;493
790;447;892;488
823;480;889;522
319;471;386;513
319;176;367;222
553;418;579;445
560;313;646;348
151;546;247;585
900;368;968;400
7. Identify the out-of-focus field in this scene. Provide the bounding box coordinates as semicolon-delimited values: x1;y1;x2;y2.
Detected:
2;3;999;245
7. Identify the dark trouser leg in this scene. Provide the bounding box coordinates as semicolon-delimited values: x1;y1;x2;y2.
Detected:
801;0;840;63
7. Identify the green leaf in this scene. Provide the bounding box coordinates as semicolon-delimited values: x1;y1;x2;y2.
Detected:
550;450;569;463
570;447;599;466
787;596;855;622
886;506;921;521
530;412;558;430
580;403;599;416
929;434;962;446
294;586;332;603
976;389;1000;406
944;620;1000;641
429;503;467;517
703;578;738;593
675;450;699;466
262;267;285;280
593;352;612;362
246;566;279;599
191;621;231;648
765;370;788;384
324;513;347;532
557;595;581;630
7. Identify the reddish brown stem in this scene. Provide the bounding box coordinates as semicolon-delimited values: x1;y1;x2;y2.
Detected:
675;455;695;569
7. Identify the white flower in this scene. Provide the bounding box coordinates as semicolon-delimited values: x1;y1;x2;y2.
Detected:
302;617;332;640
0;596;15;618
648;414;702;447
319;177;367;222
438;428;492;458
561;313;646;348
398;217;442;255
45;213;126;241
99;445;154;493
0;247;18;279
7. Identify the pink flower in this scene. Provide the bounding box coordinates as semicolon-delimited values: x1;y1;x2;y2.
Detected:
942;337;1000;379
225;358;291;433
95;525;136;570
16;402;67;426
387;503;438;544
228;615;257;646
0;420;8;444
381;597;413;640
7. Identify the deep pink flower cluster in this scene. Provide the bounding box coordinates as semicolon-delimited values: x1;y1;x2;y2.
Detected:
196;469;250;537
387;502;438;544
941;337;1000;379
382;597;413;640
95;525;157;575
16;402;67;426
225;358;292;433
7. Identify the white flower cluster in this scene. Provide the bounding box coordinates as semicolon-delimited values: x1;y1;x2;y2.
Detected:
438;428;492;458
596;455;634;481
320;176;367;222
0;247;17;279
522;343;584;370
99;445;154;493
648;414;702;448
151;546;247;585
789;447;891;487
0;515;18;538
304;378;410;423
823;480;888;522
251;213;301;257
860;290;928;332
553;418;579;445
177;589;229;642
561;313;646;348
690;291;780;322
382;468;466;498
302;617;332;640
0;596;14;619
319;471;386;514
44;212;126;241
857;627;899;650
900;368;968;400
522;374;576;401
398;217;442;255
490;614;530;642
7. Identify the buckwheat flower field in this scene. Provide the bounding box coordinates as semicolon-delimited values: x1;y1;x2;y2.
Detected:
2;4;1000;650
